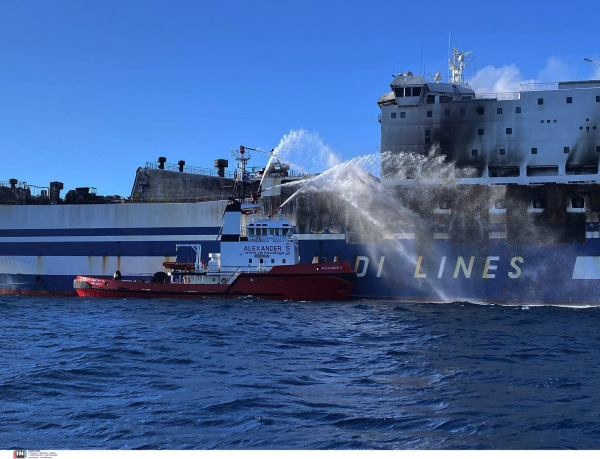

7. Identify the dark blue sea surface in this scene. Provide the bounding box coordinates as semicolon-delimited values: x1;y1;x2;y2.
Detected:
1;297;600;449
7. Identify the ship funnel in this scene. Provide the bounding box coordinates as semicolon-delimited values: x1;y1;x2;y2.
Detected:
158;156;167;170
178;160;185;172
214;159;229;178
49;181;63;204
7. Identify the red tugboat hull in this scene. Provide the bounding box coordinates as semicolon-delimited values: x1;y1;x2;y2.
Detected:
74;262;356;301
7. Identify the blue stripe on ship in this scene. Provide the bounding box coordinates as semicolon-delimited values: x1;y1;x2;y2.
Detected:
0;241;221;256
0;226;221;238
586;223;600;231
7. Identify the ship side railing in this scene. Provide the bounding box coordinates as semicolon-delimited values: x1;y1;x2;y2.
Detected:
145;160;309;179
520;82;559;91
145;161;236;178
474;82;562;100
127;195;230;203
475;92;521;100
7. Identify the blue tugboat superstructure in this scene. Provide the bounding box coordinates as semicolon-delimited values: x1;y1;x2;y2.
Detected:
2;47;600;304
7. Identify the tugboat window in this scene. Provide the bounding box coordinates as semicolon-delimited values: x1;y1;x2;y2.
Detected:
477;107;484;115
478;129;484;135
567;97;573;104
400;112;406;118
564;147;570;153
516;106;522;113
405;87;412;97
499;149;506;155
472;149;478;157
460;108;466;116
394;87;404;97
538;98;544;105
444;110;450;117
391;112;396;119
413;87;422;97
506;128;512;134
532;148;538;154
497;107;503;114
427;111;432;117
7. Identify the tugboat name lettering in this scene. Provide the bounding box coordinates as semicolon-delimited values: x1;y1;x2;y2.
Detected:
243;245;288;254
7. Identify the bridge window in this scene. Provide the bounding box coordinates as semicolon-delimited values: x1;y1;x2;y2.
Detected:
391;112;396;119
394;87;403;97
413;87;422;97
405;87;412;97
248;228;254;236
427;95;435;104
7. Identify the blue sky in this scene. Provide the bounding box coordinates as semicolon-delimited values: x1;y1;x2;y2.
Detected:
0;0;599;196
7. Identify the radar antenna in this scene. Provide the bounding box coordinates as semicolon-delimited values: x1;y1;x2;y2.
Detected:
448;47;473;84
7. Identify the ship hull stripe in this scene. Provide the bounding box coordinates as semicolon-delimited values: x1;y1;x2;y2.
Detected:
0;226;220;238
572;257;600;279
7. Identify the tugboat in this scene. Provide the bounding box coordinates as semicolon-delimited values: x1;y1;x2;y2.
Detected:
73;148;356;301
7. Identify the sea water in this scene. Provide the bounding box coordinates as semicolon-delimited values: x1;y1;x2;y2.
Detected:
1;296;600;449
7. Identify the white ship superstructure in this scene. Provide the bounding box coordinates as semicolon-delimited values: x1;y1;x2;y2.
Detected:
379;48;600;186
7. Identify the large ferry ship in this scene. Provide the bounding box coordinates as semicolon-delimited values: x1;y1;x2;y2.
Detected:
2;48;600;304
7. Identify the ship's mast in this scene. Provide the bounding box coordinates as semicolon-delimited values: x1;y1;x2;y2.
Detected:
231;145;251;203
448;47;472;85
